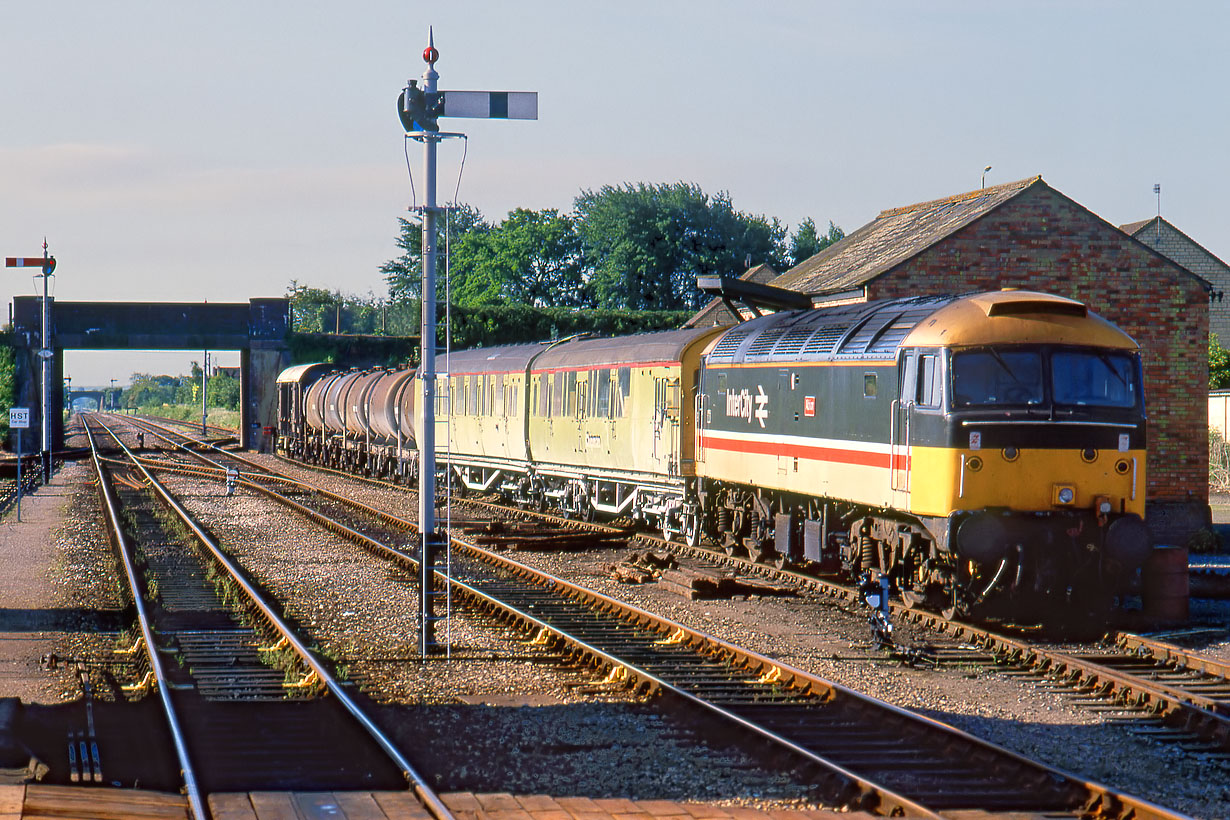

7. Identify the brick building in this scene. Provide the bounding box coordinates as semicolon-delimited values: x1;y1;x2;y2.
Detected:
1119;216;1229;342
765;176;1210;538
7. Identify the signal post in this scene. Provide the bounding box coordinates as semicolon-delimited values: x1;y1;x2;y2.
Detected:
398;31;536;654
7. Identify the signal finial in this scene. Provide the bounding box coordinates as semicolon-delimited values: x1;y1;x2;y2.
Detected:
423;27;438;65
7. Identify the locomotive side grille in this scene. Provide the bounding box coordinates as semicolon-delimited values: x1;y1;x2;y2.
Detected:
837;314;893;356
866;306;939;354
803;326;846;355
745;326;791;357
772;325;817;356
709;326;756;359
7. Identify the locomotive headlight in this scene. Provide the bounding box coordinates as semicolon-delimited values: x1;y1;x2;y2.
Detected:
1053;484;1076;505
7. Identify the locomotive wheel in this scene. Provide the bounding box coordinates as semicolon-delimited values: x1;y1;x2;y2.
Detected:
744;539;771;564
682;508;702;548
720;533;745;557
940;585;967;621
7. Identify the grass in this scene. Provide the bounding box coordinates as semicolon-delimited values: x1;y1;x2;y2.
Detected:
133;403;241;431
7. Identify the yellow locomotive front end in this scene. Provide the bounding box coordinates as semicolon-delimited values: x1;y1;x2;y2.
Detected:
898;291;1150;613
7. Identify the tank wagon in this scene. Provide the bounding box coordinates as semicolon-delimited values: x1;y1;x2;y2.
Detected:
276;290;1151;617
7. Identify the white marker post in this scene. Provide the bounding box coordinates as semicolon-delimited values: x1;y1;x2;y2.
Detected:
10;407;30;521
398;30;536;654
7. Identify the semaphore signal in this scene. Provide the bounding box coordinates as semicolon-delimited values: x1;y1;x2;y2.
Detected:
397;29;537;655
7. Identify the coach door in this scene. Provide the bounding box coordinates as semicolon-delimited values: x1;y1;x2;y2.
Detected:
652;375;681;472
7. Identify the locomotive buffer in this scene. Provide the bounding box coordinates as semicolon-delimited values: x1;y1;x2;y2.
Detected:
398;30;537;654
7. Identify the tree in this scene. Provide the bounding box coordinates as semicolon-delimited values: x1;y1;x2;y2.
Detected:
0;344;14;440
1211;333;1230;389
450;208;588;308
789;218;845;267
208;370;240;410
574;182;787;311
381;204;488;304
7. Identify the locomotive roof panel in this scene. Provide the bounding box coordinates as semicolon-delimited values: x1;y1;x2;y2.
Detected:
903;290;1138;350
706;295;956;364
534;327;722;369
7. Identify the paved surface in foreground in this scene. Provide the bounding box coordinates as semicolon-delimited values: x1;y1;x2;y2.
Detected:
0;786;876;820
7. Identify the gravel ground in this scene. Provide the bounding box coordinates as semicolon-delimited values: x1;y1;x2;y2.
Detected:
235;454;1230;819
147;466;832;808
41;431;1230;816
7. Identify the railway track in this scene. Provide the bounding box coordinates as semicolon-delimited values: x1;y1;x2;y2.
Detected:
94;416;1194;818
174;417;1230;754
82;415;453;820
125;413;1230;764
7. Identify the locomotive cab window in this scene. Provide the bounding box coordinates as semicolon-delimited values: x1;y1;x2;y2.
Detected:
1052;351;1137;407
952;350;1043;407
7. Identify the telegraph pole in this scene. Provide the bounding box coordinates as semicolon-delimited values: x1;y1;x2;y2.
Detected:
398;30;536;653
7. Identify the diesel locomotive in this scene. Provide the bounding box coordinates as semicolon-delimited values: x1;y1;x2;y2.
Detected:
276;289;1152;618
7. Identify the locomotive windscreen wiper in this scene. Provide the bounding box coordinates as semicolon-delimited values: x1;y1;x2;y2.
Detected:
1097;353;1129;389
988;348;1025;384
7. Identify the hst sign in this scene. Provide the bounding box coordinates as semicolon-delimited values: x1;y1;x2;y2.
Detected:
9;407;30;429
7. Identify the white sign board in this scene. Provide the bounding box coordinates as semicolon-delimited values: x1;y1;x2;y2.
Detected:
9;408;30;429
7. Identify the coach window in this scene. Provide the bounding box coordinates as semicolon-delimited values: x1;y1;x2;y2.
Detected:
615;367;630;417
551;372;564;417
598;368;612;418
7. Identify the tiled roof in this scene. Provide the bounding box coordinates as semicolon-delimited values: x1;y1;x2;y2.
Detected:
770;176;1043;295
1119;218;1154;236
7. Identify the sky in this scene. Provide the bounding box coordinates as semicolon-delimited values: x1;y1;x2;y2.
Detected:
3;1;1227;386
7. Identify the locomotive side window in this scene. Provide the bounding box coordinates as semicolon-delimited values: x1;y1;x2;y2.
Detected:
952;350;1043;407
917;354;942;408
863;373;877;398
1053;351;1136;407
